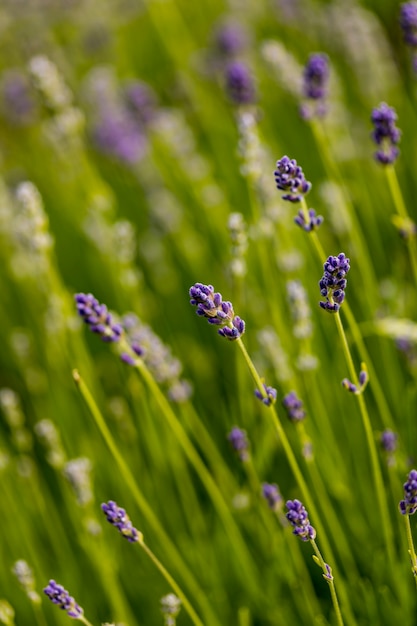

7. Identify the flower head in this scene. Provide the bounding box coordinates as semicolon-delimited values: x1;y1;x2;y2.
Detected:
75;293;123;342
282;391;306;422
43;580;83;618
228;427;250;461
380;429;398;453
254;384;277;406
286;499;316;541
189;283;245;340
213;22;247;57
319;253;350;313
262;483;283;511
300;53;329;119
101;500;141;543
399;469;417;515
294;208;323;232
371;103;401;165
400;2;417;47
274;156;311;203
224;61;256;105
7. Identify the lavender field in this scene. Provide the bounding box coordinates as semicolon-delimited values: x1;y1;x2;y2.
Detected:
1;1;417;625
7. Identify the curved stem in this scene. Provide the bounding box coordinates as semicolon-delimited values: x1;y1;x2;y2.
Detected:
404;514;417;590
310;539;344;626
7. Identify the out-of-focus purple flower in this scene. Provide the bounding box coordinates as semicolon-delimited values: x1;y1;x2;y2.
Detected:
319;253;350;313
43;580;83;618
262;483;283;511
228;427;250;461
371;102;401;165
123;80;157;126
92;107;146;165
294;208;323;232
381;429;398;453
400;2;417;47
189;283;245;340
213;22;247;57
342;364;368;394
282;391;306;422
75;293;123;343
302;53;329;100
101;500;141;542
286;499;316;541
274;156;311;203
399;469;417;515
1;70;36;126
224;61;256;105
254;383;277;406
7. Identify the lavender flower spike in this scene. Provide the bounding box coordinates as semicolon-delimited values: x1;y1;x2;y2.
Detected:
262;483;283;511
101;500;142;543
274;156;312;203
254;383;277;406
75;293;123;342
282;391;306;422
286;499;316;541
189;283;245;340
300;53;329;119
228;427;250;461
319;253;350;313
400;2;417;47
294;208;323;232
371;103;401;165
224;61;256;105
399;470;417;515
43;580;83;618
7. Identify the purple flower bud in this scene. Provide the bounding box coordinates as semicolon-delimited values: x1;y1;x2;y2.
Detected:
123;80;157;126
254;384;277;406
282;391;306;422
381;429;398;453
224;61;256;105
294;208;323;232
302;53;329;101
228;427;250;461
371;103;401;165
213;22;247;57
92;107;146;165
399;469;417;515
400;2;417;47
286;499;316;541
262;483;283;511
274;156;311;203
319;253;350;313
43;580;83;618
101;500;141;542
189;283;245;340
75;293;123;342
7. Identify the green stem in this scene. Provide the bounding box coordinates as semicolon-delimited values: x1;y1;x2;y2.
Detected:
310;539;344;626
385;165;417;293
404;514;417;590
333;314;394;566
139;539;205;626
78;616;95;626
72;370;220;626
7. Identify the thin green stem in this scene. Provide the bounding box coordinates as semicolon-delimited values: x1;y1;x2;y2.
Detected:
385;165;417;292
333;314;395;566
139;539;205;626
78;616;95;626
310;539;344;626
404;514;417;590
72;370;221;626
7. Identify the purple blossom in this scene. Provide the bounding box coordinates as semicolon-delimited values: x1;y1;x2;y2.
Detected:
371;103;401;165
294;208;323;232
342;366;368;394
189;283;245;340
286;499;316;541
282;391;306;422
213;22;247;57
400;2;417;47
302;53;330;100
75;293;123;342
319;253;350;313
224;61;256;105
380;429;398;453
92;107;146;165
228;427;250;461
1;70;36;126
123;80;157;126
254;384;277;406
399;469;417;515
274;156;311;203
101;500;141;542
262;483;283;511
43;580;83;618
